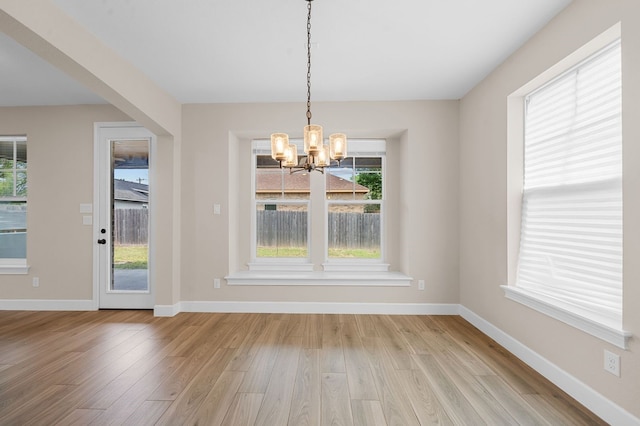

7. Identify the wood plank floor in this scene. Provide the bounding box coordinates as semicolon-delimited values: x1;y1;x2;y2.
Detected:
0;311;606;425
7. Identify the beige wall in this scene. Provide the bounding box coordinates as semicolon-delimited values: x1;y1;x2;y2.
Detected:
181;101;460;303
0;105;131;300
459;0;640;417
0;101;460;306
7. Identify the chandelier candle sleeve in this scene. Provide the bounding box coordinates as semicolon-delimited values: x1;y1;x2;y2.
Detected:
304;124;323;156
330;133;347;161
284;144;298;167
271;133;289;162
315;145;329;167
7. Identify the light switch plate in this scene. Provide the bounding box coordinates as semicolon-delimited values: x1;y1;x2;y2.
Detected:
80;203;93;213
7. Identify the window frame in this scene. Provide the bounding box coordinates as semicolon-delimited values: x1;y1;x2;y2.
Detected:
0;135;28;274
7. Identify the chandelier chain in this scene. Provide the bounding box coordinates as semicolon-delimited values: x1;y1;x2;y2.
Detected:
306;0;312;125
270;0;346;173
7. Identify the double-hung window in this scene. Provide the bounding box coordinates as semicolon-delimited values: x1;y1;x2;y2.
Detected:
250;138;386;271
0;136;28;273
514;40;624;337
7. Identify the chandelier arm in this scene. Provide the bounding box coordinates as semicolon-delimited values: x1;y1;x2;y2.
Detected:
306;0;312;126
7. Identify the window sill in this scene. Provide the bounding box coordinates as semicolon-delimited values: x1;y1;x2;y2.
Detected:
248;262;314;272
501;285;631;349
226;270;412;286
0;264;30;274
323;262;390;272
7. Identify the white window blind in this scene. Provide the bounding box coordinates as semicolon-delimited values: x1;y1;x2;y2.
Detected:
516;40;622;329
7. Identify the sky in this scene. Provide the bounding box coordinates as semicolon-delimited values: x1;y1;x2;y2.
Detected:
114;169;148;184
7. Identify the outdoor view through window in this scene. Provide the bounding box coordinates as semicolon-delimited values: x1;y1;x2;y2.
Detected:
327;157;382;259
111;140;149;291
254;144;383;261
0;136;27;260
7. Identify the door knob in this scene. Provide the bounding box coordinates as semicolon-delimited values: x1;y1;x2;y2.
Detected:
97;238;107;244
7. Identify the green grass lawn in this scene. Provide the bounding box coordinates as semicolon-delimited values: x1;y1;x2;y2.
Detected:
328;248;380;259
113;245;148;269
257;247;308;258
115;245;378;267
257;246;380;259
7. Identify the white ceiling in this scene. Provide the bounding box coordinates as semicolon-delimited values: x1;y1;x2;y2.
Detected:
0;0;572;107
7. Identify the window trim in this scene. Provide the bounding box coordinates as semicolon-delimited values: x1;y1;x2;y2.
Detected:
0;135;28;274
502;285;631;349
505;24;630;347
0;258;29;274
239;138;409;284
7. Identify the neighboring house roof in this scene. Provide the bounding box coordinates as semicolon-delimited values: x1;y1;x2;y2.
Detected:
114;179;149;203
256;169;369;194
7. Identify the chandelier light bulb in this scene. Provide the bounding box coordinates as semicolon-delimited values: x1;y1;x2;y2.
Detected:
270;133;289;162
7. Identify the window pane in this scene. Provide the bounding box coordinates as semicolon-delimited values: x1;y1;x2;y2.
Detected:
328;203;381;259
326;163;357;200
0;171;14;196
16;139;27;169
0;140;13;169
0;201;27;258
16;171;27;196
327;157;382;201
256;202;308;258
256;155;310;201
355;157;383;200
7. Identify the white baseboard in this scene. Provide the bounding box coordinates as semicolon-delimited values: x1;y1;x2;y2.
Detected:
154;303;181;317
458;305;640;426
0;299;95;311
166;301;459;315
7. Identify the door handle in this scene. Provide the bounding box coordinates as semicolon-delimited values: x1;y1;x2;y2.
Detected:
97;238;107;245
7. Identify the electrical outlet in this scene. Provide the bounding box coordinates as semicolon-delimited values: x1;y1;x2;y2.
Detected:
32;277;39;288
418;280;425;290
214;278;221;289
604;349;620;377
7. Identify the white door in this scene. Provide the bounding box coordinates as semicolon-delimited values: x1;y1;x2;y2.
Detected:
95;124;155;309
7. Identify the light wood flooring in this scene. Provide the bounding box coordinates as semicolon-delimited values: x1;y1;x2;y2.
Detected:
0;310;605;425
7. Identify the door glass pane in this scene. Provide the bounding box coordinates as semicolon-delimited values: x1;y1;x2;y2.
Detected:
111;140;149;291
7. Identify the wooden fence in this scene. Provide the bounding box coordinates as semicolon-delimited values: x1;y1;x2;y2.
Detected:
257;210;308;248
114;209;148;245
328;212;380;249
115;209;380;248
257;210;380;249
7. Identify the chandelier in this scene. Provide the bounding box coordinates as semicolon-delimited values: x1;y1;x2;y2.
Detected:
270;0;347;174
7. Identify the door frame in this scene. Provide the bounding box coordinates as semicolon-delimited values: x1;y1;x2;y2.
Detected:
92;122;157;310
